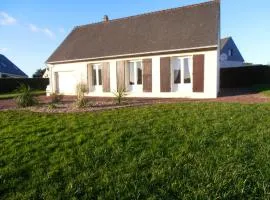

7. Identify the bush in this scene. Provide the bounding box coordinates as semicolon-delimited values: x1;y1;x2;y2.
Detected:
75;97;88;108
50;93;63;104
76;83;88;97
112;87;127;104
14;84;38;107
75;83;89;108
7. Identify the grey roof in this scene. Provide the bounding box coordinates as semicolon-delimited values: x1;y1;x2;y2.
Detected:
220;37;231;50
47;0;220;63
0;54;28;77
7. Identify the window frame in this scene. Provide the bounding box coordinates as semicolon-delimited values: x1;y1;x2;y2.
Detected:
88;63;103;94
92;63;102;86
171;56;193;91
128;60;143;87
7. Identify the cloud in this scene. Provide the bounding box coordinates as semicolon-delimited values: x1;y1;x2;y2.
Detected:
0;12;17;25
43;28;54;38
0;48;8;53
28;23;55;38
59;27;65;34
29;24;39;32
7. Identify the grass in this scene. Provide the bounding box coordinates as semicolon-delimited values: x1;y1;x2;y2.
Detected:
0;90;45;100
1;103;270;199
252;84;270;97
262;90;270;97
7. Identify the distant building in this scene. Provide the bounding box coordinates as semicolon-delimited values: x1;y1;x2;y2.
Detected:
0;54;28;78
220;37;245;68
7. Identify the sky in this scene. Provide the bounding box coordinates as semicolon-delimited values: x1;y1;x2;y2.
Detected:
1;0;270;77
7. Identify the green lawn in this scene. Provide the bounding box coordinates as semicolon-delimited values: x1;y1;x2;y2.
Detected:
252;84;270;97
0;90;45;100
262;90;270;97
1;103;270;199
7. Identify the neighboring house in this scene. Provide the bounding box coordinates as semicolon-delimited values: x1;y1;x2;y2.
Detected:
220;37;245;68
46;0;220;99
0;54;28;78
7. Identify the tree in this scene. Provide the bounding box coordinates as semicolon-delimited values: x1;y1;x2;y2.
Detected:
32;68;46;78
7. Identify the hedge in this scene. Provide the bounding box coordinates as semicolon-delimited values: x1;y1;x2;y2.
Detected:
220;65;270;88
0;78;49;93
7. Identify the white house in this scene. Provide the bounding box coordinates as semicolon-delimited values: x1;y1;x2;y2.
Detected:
46;0;220;99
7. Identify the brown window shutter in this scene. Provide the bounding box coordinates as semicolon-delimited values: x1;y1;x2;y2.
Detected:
116;61;125;91
160;57;171;92
193;54;204;92
87;64;93;92
102;62;110;92
143;59;152;92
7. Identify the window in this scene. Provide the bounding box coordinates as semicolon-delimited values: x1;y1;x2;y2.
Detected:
128;60;142;86
183;58;191;83
92;64;102;86
92;67;96;85
137;61;142;85
228;49;233;56
98;68;102;85
173;58;181;84
129;62;135;85
172;57;192;85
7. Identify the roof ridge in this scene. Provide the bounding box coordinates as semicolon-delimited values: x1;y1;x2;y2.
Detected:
221;36;232;39
75;0;215;29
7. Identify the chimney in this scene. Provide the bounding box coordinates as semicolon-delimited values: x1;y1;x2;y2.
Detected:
103;15;109;22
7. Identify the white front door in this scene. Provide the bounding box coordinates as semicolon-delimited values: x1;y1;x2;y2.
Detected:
92;64;103;93
128;60;143;92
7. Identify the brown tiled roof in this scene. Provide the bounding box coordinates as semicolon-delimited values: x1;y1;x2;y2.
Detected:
47;0;220;63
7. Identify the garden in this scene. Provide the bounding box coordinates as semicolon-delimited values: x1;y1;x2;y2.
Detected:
1;102;270;199
1;84;270;199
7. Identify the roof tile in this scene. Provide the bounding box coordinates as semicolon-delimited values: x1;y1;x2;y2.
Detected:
47;0;220;63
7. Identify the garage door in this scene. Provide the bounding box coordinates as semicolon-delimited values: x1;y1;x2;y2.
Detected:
56;71;76;94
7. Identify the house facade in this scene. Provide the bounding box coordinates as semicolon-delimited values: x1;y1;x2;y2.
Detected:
46;0;220;99
220;37;245;68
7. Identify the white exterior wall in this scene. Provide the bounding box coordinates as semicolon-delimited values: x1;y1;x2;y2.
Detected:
48;62;88;95
47;49;218;98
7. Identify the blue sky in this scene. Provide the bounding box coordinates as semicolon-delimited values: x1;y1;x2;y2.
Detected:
1;0;269;76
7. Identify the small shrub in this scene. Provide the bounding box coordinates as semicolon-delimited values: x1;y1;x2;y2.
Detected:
76;83;88;97
112;87;127;104
50;93;63;104
75;97;88;108
14;84;38;107
74;82;89;108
